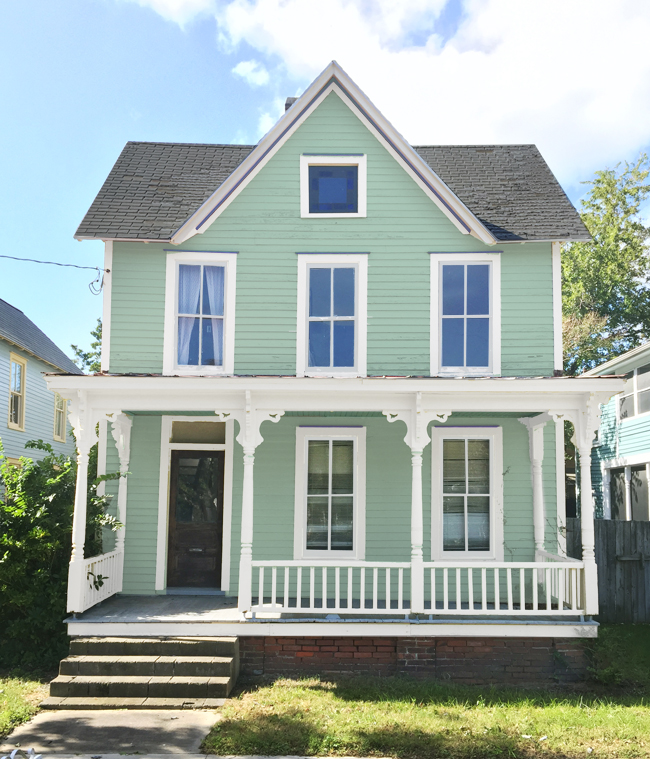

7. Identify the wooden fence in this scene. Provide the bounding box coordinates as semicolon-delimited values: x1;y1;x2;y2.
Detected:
566;518;650;623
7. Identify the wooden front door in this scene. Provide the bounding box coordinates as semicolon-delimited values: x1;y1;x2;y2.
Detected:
167;451;224;588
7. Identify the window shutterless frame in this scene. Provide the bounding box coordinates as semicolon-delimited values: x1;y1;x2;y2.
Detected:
53;392;66;442
163;251;237;375
296;253;368;377
430;252;501;376
430;426;504;561
294;426;366;560
300;155;367;218
618;364;650;422
8;352;26;431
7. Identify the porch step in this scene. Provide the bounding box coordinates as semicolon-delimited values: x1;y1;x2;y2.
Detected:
47;637;238;709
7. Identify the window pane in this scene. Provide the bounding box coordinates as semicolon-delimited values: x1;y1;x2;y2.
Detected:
10;394;21;425
309;321;331;367
443;496;465;551
331;496;353;550
467;497;490;550
442;265;464;315
639;389;650;415
11;362;22;393
443;439;466;493
307;440;329;495
174;456;220;524
307;497;329;549
466;265;489;315
333;268;355;316
309;268;331;317
178;317;200;365
466;318;489;367
610;468;626;520
467;440;490;493
631;465;649;521
201;318;223;366
638;364;650;391
620;394;635;420
442;319;464;367
331;440;353;493
309;166;358;213
178;264;201;314
333;321;354;367
202;266;224;316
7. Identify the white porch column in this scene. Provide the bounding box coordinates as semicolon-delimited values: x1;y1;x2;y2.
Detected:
67;391;98;614
519;413;551;558
217;391;283;614
110;413;133;553
384;394;450;615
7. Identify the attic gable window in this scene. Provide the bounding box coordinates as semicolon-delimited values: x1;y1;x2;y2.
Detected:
300;155;367;218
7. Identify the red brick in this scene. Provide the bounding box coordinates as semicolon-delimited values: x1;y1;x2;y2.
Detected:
282;645;302;652
301;645;321;652
320;646;338;652
334;652;354;658
354;652;373;658
295;651;314;658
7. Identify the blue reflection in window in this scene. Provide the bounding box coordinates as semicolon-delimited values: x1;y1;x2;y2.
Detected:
309;322;330;367
309;166;358;213
466;319;489;366
201;319;224;366
333;268;355;316
309;269;331;317
178;317;200;366
467;265;489;315
442;265;464;315
442;319;464;366
333;321;354;367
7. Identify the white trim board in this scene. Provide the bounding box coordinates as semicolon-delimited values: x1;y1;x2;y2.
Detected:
601;452;650;469
552;242;562;373
170;62;496;246
154;416;235;592
101;241;113;373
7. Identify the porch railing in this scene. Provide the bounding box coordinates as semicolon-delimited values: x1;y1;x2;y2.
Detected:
67;549;124;613
251;561;411;614
249;559;586;617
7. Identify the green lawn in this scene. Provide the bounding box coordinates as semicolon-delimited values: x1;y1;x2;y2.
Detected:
0;674;49;739
203;624;650;759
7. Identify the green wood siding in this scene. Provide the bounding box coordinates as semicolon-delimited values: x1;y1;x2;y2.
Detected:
108;92;555;378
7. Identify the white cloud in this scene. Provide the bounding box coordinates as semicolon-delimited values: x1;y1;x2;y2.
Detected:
125;0;215;25
232;59;270;87
132;0;650;186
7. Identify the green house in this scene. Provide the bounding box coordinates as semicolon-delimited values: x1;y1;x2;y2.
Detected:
48;62;624;683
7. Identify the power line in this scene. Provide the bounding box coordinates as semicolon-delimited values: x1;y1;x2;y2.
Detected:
0;254;108;294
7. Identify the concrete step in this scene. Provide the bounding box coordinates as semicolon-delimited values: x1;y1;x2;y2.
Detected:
41;696;226;709
60;655;234;678
50;674;233;699
69;636;238;658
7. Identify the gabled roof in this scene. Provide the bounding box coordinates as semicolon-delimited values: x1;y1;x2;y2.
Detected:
75;62;589;245
0;299;83;374
583;341;650;377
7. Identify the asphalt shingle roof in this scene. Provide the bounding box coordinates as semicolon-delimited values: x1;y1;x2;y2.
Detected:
0;299;83;374
75;141;589;243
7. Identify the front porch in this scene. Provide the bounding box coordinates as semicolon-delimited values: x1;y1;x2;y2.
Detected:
46;374;625;639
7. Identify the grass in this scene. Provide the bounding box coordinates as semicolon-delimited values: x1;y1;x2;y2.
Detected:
0;673;50;739
203;624;650;758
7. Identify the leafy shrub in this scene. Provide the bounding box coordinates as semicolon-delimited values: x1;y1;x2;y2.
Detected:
0;440;120;668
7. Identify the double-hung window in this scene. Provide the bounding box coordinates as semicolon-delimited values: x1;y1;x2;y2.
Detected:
163;252;237;375
53;393;66;442
619;364;650;420
297;254;368;377
8;353;26;431
294;427;366;560
430;253;501;375
431;427;503;560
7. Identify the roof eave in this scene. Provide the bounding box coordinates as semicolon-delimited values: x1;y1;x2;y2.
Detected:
0;334;82;375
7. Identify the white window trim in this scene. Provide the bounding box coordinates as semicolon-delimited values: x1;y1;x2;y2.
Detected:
163;251;237;376
8;352;27;431
431;426;504;561
296;253;368;378
155;415;235;592
53;392;67;442
293;426;366;561
616;366;650;423
430;252;501;376
300;154;367;219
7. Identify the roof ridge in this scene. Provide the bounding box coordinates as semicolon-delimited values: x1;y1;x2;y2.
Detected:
125;140;256;149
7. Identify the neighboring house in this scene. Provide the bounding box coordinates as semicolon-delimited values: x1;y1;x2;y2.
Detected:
0;297;80;464
47;63;624;687
585;343;650;521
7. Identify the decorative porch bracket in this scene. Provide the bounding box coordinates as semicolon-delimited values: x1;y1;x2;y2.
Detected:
109;413;133;552
383;393;451;614
518;413;552;559
216;390;284;613
549;393;608;616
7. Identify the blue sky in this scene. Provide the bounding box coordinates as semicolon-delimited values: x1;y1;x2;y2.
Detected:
1;0;649;361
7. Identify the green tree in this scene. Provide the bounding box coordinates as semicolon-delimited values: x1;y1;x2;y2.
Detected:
562;154;650;375
71;318;102;373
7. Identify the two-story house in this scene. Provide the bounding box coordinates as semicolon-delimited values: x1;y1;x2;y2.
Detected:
1;297;79;464
46;63;624;699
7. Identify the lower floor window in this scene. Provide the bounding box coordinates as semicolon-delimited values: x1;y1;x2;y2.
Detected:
609;465;650;521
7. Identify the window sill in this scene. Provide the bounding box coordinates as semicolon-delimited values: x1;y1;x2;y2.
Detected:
168;367;229;377
54;436;66;443
303;371;365;378
301;212;367;219
7;422;25;432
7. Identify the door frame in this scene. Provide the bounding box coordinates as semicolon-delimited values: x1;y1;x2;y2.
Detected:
155;416;234;592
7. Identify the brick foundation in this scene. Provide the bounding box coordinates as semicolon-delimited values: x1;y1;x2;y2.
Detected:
239;636;587;684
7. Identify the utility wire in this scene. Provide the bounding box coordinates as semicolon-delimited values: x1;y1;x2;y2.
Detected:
0;254;109;294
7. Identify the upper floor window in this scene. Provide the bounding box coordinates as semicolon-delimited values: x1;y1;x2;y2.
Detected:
163;252;237;375
300;155;367;218
619;364;650;420
296;253;368;377
53;393;66;442
8;353;26;431
430;253;501;376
